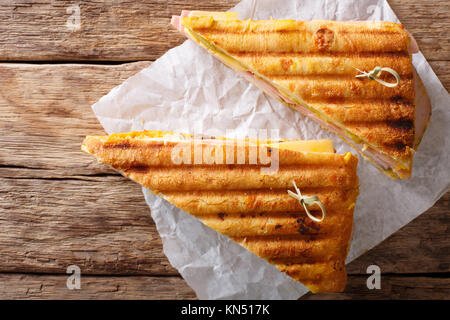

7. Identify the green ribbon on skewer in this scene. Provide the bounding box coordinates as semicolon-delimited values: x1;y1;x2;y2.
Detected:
287;180;327;223
354;66;401;88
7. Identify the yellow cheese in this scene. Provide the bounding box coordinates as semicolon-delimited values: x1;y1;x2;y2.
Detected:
344;152;352;164
107;130;335;154
188;11;239;20
273;140;335;153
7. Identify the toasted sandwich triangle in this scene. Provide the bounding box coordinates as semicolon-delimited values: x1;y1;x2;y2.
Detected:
172;12;432;179
82;131;359;293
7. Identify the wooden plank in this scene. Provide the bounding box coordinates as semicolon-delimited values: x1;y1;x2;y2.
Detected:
0;61;448;176
428;61;450;88
302;275;450;300
0;273;196;300
346;192;450;275
0;273;446;299
388;0;450;62
0;176;178;275
0;174;448;276
0;62;150;176
0;0;448;61
0;0;239;62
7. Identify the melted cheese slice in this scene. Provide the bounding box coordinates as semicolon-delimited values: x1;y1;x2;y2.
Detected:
274;140;334;153
187;11;238;20
101;130;335;154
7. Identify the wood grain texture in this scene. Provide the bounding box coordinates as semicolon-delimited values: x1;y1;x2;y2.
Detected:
0;0;448;61
0;176;178;276
303;275;450;300
0;62;150;175
0;0;239;61
0;273;196;300
346;192;450;275
0;170;448;276
0;273;447;300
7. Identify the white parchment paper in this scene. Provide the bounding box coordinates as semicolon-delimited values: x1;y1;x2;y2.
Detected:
92;0;450;299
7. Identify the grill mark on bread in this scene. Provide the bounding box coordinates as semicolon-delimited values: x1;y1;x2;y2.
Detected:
231;52;410;58
386;119;414;131
122;163;351;170
312;101;414;123
203;216;327;236
103;141;131;149
275;260;347;289
270;257;346;265
383;141;409;152
103;141;163;149
236;54;413;80
305;96;414;106
127;165;149;174
196;29;404;36
272;78;414;101
391;95;413;105
233;235;350;261
343;120;414;153
124;166;358;191
343;119;414;129
268;74;413;80
96;143;356;168
163;187;358;215
200;32;409;54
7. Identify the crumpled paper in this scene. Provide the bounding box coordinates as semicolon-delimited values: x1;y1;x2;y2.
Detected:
92;0;450;299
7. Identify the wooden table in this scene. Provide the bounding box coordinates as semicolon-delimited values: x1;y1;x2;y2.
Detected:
0;0;448;300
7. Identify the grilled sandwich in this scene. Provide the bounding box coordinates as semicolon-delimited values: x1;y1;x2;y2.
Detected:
82;130;359;293
171;11;432;179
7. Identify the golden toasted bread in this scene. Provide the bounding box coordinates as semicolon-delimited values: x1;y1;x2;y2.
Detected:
172;11;431;179
82;130;359;293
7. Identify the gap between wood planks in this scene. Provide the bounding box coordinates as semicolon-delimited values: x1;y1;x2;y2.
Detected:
0;0;448;61
0;272;448;299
